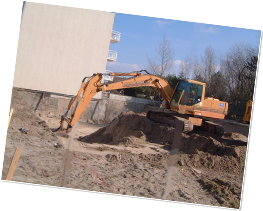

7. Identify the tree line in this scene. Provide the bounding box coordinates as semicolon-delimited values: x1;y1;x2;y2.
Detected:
146;36;258;104
115;36;258;106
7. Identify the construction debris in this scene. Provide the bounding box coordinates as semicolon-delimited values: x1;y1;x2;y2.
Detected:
19;128;28;134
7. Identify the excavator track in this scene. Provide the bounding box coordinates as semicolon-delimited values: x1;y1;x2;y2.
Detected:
201;121;224;137
147;110;224;136
146;110;194;133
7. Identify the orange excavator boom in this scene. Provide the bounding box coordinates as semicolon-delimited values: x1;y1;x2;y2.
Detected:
54;71;173;133
54;70;228;137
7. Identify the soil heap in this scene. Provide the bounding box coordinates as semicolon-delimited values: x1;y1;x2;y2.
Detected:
2;89;66;185
79;110;247;182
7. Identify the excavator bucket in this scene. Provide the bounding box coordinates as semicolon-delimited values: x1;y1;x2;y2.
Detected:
51;117;71;138
51;128;70;138
51;130;69;138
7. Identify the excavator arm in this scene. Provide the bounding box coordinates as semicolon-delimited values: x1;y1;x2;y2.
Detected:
54;71;174;133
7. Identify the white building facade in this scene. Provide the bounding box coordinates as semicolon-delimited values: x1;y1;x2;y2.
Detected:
13;2;119;98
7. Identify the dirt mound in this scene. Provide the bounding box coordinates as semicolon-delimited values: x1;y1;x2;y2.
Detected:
79;111;177;146
222;132;248;142
79;111;247;176
180;132;246;155
2;89;65;185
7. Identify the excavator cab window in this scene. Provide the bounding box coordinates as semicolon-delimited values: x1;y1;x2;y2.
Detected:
181;83;203;106
171;81;203;107
196;85;203;102
170;81;185;107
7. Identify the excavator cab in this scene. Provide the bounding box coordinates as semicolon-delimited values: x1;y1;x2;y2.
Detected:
151;78;228;136
169;80;205;112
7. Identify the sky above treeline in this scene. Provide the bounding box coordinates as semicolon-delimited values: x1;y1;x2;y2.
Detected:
106;12;261;76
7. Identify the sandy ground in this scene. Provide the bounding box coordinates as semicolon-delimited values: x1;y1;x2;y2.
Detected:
2;89;248;209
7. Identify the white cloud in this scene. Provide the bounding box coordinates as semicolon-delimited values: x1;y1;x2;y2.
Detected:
172;60;182;66
170;60;183;75
106;62;144;73
202;26;219;34
156;19;173;27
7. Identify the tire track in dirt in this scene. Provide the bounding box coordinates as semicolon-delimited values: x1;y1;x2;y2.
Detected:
162;119;184;200
60;123;79;187
61;149;72;187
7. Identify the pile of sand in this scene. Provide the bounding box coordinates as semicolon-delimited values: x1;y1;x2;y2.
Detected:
79;111;247;176
79;111;177;146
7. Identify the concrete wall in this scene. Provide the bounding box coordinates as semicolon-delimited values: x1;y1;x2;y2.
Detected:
109;93;161;105
16;90;160;124
13;2;115;97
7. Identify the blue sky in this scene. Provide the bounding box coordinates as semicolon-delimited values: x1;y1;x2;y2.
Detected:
106;12;261;76
113;1;256;28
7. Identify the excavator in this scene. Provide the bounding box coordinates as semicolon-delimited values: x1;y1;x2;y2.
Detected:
243;100;252;123
53;70;228;136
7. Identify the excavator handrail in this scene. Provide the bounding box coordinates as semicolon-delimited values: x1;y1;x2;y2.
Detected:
107;70;150;77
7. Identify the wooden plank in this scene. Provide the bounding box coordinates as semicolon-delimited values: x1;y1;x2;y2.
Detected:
6;148;22;181
7;108;14;129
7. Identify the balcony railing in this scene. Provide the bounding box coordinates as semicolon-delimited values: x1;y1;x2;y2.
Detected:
110;30;121;43
107;50;117;62
103;70;114;81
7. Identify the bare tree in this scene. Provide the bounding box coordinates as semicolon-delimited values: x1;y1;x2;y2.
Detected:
178;56;192;79
147;35;174;77
199;45;217;96
146;35;175;101
192;52;226;100
220;44;257;102
192;46;217;85
192;55;204;82
209;70;228;101
201;45;217;83
178;68;185;79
